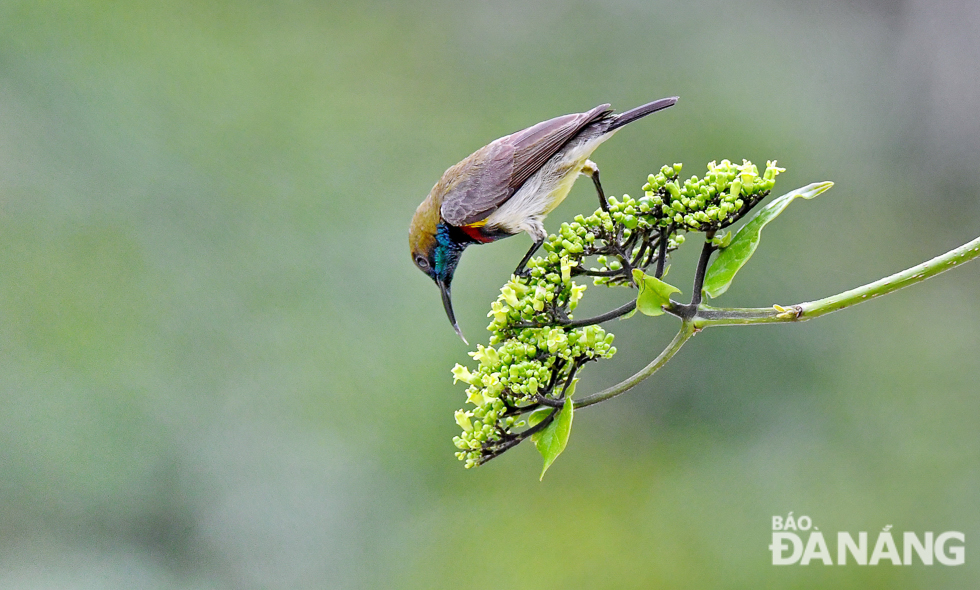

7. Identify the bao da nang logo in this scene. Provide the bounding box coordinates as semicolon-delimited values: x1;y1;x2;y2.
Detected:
770;513;965;566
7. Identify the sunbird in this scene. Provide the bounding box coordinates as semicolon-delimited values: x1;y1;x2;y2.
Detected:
409;96;678;342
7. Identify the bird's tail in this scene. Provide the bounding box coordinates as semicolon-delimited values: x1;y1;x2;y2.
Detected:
607;96;678;132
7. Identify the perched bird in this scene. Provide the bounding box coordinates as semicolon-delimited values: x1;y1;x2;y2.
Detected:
409;96;678;342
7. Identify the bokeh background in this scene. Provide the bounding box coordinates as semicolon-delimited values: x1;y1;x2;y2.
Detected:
1;0;978;588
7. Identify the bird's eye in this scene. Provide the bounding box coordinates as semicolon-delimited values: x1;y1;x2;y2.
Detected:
416;256;429;269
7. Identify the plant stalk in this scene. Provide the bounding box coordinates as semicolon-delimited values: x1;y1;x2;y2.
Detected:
573;322;696;409
692;234;980;328
579;233;980;410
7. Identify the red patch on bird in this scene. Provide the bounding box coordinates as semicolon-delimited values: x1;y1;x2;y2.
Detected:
461;224;495;243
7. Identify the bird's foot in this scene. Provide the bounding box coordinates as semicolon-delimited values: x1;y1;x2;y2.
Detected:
583;160;609;212
512;238;544;280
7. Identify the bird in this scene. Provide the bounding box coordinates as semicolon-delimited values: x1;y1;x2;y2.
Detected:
409;96;678;342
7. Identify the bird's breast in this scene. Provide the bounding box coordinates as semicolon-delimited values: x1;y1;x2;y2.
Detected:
482;170;571;239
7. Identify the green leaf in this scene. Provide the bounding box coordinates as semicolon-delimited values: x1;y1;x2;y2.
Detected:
703;182;834;299
711;231;732;249
632;269;681;316
531;398;574;480
527;407;551;428
563;377;579;399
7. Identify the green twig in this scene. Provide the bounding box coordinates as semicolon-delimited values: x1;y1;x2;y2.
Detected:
577;234;980;409
573;322;696;409
692;234;980;328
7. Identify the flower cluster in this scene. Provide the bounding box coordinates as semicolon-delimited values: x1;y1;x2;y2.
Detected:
585;160;784;282
452;255;616;468
641;159;784;232
450;159;783;467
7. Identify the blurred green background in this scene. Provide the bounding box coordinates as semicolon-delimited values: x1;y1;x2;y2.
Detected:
1;0;978;588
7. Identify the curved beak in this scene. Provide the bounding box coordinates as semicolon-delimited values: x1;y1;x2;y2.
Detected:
438;279;468;345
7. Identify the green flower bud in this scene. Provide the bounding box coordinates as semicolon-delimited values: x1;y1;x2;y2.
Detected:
729;179;742;199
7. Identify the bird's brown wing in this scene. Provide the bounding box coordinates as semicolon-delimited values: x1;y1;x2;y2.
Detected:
440;104;613;226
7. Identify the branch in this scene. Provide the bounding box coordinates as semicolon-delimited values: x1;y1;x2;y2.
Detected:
691;234;980;328
573;322;696;409
478;404;561;465
563;300;637;328
576;268;629;277
655;226;670;278
513;299;637;330
690;235;715;306
575;233;980;410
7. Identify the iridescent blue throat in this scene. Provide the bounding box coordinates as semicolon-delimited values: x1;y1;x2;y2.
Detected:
433;222;469;283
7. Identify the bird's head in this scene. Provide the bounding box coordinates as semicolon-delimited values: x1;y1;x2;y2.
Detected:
410;196;469;343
